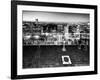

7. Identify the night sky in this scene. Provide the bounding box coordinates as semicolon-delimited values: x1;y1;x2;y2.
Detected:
23;11;89;23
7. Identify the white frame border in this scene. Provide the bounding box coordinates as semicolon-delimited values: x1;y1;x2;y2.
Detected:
17;5;94;75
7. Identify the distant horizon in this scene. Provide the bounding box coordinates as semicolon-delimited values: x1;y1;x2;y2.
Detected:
23;20;89;24
23;11;89;23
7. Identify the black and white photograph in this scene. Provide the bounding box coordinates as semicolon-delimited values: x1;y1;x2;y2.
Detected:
11;1;97;79
22;11;90;68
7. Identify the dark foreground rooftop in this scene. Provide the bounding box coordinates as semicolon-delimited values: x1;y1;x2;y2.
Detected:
23;45;89;68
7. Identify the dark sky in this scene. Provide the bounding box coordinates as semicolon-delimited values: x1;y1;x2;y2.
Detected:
23;11;89;23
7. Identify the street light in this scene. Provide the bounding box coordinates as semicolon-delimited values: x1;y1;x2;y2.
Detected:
62;34;66;51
